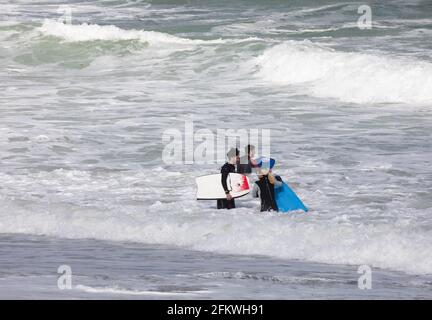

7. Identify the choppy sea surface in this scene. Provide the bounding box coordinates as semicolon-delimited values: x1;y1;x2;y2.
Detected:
1;0;432;299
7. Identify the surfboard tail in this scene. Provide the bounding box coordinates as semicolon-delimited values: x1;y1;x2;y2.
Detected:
275;183;308;213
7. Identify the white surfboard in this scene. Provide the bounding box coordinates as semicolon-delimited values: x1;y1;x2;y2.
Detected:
196;173;250;200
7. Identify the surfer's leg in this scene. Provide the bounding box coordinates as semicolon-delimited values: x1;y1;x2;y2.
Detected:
217;199;227;209
217;199;235;209
227;199;236;209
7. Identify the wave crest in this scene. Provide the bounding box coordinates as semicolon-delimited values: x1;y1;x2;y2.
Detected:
37;19;196;45
255;41;432;104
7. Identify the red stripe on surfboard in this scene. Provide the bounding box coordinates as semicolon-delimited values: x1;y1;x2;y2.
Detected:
239;175;249;191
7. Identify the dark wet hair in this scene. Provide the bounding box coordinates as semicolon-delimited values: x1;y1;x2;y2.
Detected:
245;144;255;154
227;147;240;158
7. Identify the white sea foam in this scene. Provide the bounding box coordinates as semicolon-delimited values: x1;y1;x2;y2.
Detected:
0;168;431;276
36;19;223;46
292;3;353;15
255;41;432;104
75;285;205;296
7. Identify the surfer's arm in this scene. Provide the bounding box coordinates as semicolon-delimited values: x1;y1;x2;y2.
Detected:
221;166;230;194
274;175;283;188
252;183;259;198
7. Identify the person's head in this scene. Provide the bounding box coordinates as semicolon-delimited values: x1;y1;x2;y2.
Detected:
245;144;255;157
227;147;240;164
257;167;270;178
255;157;275;177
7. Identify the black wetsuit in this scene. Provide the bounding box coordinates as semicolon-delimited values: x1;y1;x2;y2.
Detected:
217;162;236;209
237;155;252;174
254;175;282;212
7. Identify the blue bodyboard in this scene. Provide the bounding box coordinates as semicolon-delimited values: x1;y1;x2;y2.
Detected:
275;182;308;213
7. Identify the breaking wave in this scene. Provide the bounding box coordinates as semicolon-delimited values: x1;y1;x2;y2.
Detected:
255;41;432;104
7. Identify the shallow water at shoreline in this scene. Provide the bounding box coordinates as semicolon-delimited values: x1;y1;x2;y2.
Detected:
1;234;432;299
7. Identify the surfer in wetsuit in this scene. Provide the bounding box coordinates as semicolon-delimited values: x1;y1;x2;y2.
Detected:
237;144;258;175
217;148;240;209
252;158;282;212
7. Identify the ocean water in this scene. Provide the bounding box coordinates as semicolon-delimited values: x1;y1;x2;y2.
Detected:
1;0;432;299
